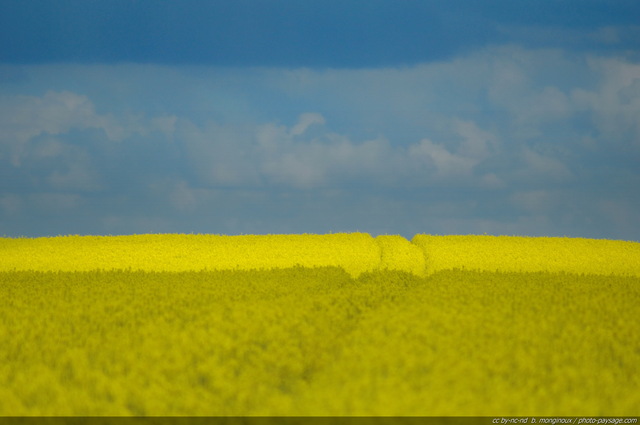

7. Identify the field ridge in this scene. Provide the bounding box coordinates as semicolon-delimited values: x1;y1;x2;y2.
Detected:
1;233;639;277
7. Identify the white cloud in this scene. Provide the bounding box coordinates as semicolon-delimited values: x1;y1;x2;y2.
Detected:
0;91;95;166
146;178;213;213
257;115;397;188
179;107;570;191
511;190;555;213
249;114;496;188
589;25;640;46
47;156;101;191
479;173;505;189
290;112;325;136
496;25;640;48
590;26;620;45
0;91;166;176
0;90;175;165
519;148;573;181
0;90;184;198
151;115;178;139
31;136;66;159
168;180;199;212
403;119;500;183
7;47;634;193
2;46;639;240
572;56;640;149
177;118;261;186
528;86;572;123
28;193;82;212
408;138;472;178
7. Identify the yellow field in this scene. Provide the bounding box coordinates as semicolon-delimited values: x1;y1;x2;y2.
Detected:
1;233;639;277
0;233;381;277
412;234;640;277
1;233;639;416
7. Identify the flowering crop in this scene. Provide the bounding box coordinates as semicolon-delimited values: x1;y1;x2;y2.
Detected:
1;268;638;416
1;233;639;416
374;234;426;277
0;233;381;277
412;234;640;277
3;233;638;277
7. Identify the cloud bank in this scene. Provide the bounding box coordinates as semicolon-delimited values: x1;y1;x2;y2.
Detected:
1;45;639;240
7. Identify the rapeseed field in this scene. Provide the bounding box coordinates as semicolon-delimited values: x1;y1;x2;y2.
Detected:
1;234;639;416
0;233;381;277
412;234;640;277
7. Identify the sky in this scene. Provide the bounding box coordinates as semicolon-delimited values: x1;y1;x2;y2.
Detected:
1;0;639;241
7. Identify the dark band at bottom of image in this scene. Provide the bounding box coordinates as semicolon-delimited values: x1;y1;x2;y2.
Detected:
0;417;638;425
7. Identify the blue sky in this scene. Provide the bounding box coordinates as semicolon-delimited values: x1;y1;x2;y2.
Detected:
1;0;639;240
